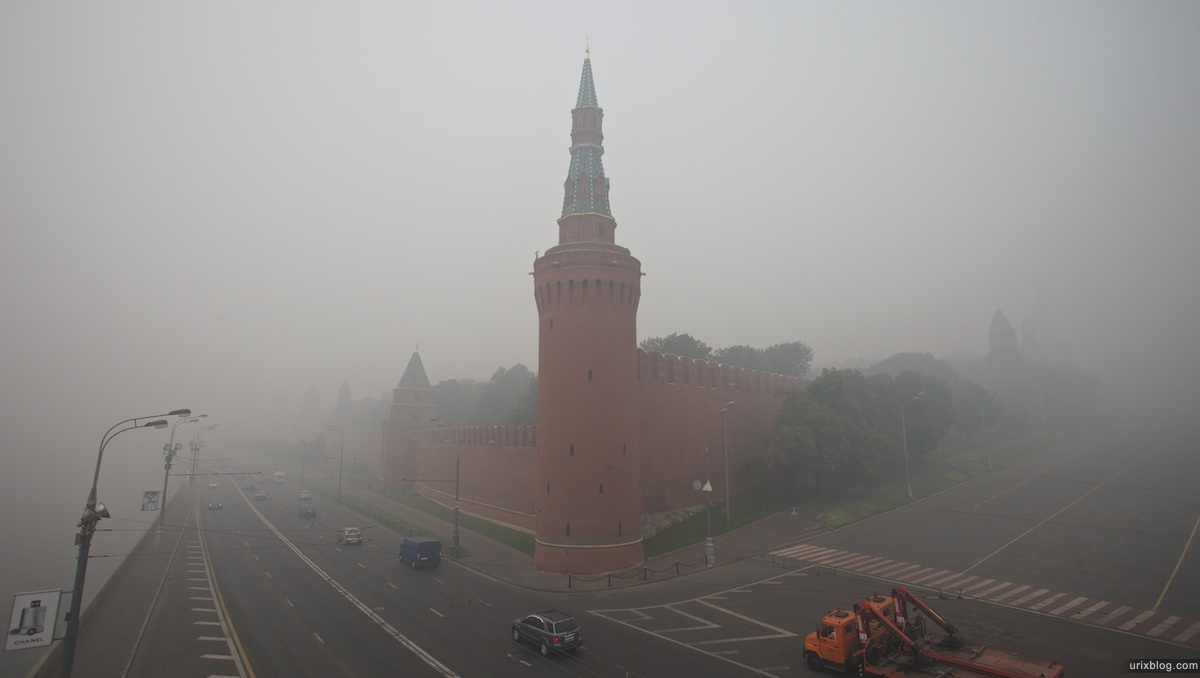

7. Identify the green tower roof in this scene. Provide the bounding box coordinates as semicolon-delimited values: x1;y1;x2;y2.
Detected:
562;49;611;218
576;48;598;107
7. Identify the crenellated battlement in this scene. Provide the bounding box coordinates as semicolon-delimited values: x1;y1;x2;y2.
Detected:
636;349;804;394
533;261;641;315
422;424;537;448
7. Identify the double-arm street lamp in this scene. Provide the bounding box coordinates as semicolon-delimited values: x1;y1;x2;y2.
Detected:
901;392;925;500
62;408;191;678
327;425;344;498
161;414;206;526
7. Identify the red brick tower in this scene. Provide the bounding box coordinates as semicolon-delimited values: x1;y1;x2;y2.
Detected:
532;51;644;573
380;348;436;489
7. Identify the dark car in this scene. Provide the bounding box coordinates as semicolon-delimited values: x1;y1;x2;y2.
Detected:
207;500;224;510
298;506;316;519
511;610;582;656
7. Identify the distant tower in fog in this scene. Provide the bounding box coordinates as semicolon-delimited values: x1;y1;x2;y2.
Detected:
380;348;437;487
988;307;1021;366
531;50;645;573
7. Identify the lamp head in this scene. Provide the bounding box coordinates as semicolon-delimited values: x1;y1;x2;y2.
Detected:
169;409;192;417
147;420;169;429
80;502;111;525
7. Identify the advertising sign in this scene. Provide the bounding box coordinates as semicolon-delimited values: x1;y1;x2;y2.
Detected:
141;490;161;511
6;590;61;652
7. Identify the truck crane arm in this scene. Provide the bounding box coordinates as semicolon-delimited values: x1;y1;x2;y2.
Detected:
892;586;962;646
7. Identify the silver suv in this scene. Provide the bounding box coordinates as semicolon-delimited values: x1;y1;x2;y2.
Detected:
336;527;363;545
511;610;582;656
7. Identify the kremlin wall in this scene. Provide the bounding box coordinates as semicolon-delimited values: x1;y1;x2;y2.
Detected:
380;52;801;574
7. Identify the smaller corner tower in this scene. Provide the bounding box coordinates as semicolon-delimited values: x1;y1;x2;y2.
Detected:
380;347;437;489
531;50;644;574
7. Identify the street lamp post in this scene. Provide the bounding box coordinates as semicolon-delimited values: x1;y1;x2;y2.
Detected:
61;408;190;678
162;415;206;526
720;401;735;524
453;449;461;559
293;427;307;481
327;425;344;499
901;392;925;500
189;423;218;488
704;445;715;566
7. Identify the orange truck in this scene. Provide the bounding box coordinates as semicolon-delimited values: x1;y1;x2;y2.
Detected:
804;587;1064;678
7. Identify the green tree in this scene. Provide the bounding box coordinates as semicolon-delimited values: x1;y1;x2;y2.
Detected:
475;364;538;425
892;370;955;457
766;389;846;493
951;379;992;444
639;333;713;360
866;352;959;383
434;364;538;426
762;341;815;377
712;345;765;370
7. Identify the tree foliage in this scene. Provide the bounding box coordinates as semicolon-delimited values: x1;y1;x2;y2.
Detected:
763;342;815;377
747;367;955;496
642;334;813;377
639;333;712;360
434;364;537;426
865;352;960;384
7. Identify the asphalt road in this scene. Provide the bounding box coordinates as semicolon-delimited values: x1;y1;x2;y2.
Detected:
163;417;1200;678
809;407;1200;621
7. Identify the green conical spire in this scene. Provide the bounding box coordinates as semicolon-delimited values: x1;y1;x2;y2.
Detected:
562;49;610;218
576;48;598;107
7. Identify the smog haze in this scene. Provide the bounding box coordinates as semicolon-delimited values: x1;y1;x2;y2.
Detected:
1;1;1198;542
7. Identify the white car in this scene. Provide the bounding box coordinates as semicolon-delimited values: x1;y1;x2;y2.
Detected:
336;527;363;545
208;482;219;488
298;490;312;501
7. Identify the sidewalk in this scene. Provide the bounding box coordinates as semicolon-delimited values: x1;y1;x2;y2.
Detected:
30;486;194;678
311;438;1006;592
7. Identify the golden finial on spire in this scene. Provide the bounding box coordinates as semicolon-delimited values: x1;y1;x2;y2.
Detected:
414;344;419;352
585;37;590;59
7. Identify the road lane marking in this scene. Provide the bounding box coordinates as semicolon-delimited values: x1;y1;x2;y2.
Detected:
1094;605;1132;625
1176;621;1200;643
1048;596;1088;616
313;633;325;644
239;497;461;677
358;563;366;569
1029;593;1065;611
1147;615;1182;637
196;510;252;678
1120;610;1155;631
430;608;444;618
963;446;1160;574
433;578;444;585
388;582;398;589
1155;512;1200;612
285;598;294;607
200;654;235;660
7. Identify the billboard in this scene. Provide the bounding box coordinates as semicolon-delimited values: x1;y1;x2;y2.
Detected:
6;590;61;652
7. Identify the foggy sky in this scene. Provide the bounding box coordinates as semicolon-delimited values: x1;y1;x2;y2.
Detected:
2;1;1199;458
